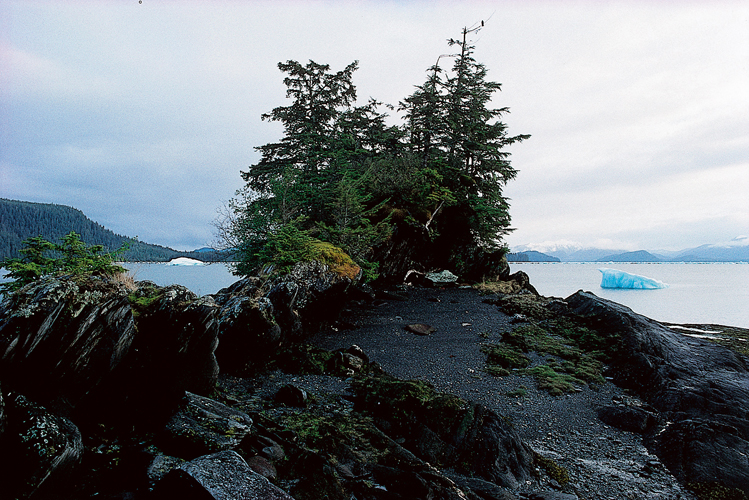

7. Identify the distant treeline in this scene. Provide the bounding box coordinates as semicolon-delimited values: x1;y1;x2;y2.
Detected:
0;198;231;262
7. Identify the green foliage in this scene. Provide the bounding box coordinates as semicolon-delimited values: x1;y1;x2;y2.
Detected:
482;321;607;395
481;344;530;372
689;482;749;500
534;452;570;486
223;25;527;279
1;232;128;293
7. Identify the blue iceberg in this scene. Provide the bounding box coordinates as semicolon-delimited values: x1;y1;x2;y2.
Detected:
599;268;668;289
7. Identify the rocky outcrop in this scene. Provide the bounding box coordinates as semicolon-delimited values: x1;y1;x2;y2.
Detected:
0;277;221;431
566;291;749;494
161;392;254;459
152;450;294;500
352;374;535;489
214;292;281;376
264;260;357;337
1;394;83;499
0;277;136;416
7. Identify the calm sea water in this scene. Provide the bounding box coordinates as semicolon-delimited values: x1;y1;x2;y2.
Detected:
511;262;749;328
122;262;239;297
3;262;747;328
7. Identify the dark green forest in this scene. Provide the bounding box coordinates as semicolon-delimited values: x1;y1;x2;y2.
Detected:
0;198;228;262
223;25;529;281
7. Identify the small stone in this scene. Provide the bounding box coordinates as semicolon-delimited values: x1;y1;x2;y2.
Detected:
406;323;436;335
274;384;308;407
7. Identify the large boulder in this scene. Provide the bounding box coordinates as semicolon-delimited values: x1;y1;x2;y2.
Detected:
352;375;535;488
1;394;83;499
96;282;220;426
213;281;282;376
0;276;135;415
152;450;295;500
566;291;749;494
0;277;221;427
265;260;358;338
161;392;253;459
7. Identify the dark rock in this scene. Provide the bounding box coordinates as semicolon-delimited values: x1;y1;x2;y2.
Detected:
284;449;347;500
652;418;749;495
444;473;517;500
213;276;263;302
147;454;186;490
1;393;83;499
274;384;309;407
0;382;5;437
346;344;370;364
566;291;749;494
406;323;436;335
126;284;220;397
214;295;281;376
597;405;658;433
162;392;253;459
266;260;357;338
0;277;136;415
463;405;535;488
527;492;579;500
0;277;222;427
152;449;294;500
372;464;432;498
244;434;285;462
246;455;277;480
507;270;539;295
353;376;535;489
334;351;366;373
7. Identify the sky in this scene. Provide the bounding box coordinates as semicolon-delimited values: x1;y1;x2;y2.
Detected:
1;1;748;252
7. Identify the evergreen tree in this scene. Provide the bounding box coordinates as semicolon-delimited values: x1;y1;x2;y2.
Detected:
231;60;397;277
225;25;528;280
400;25;530;256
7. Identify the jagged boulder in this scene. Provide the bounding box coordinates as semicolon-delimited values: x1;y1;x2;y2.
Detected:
214;294;281;376
265;260;359;338
161;392;253;459
352;375;535;488
566;291;749;494
0;277;221;428
1;394;83;499
0;276;136;415
152;450;294;500
0;382;6;437
97;283;220;425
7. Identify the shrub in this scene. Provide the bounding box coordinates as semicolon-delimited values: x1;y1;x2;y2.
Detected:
1;232;128;294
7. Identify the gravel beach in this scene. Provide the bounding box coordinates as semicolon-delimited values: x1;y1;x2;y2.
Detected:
306;286;698;500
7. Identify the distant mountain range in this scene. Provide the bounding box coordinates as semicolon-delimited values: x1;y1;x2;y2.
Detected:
511;236;749;262
0;198;230;262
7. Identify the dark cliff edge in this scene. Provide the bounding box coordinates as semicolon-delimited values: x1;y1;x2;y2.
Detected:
0;268;747;499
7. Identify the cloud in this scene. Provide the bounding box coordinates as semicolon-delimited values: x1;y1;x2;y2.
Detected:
1;0;747;252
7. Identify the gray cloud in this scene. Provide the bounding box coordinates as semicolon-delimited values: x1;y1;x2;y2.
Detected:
1;1;747;252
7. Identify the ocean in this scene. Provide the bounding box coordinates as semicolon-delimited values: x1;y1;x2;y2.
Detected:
510;262;749;328
3;262;747;329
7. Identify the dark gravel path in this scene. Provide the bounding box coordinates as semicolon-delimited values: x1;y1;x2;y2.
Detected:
309;286;697;500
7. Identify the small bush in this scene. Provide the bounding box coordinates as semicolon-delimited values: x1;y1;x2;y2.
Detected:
1;232;128;294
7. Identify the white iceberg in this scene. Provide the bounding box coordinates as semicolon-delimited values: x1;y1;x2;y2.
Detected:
598;268;667;289
167;257;205;266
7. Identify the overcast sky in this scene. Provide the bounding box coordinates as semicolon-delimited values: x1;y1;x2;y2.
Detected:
2;1;748;252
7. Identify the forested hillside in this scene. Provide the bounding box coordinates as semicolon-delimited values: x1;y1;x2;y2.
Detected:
0;199;228;262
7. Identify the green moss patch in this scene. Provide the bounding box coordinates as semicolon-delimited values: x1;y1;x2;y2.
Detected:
483;319;610;395
689;482;749;500
534;451;569;486
352;374;468;436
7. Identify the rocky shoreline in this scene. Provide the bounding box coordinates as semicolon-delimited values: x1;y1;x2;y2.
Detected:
0;263;747;499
